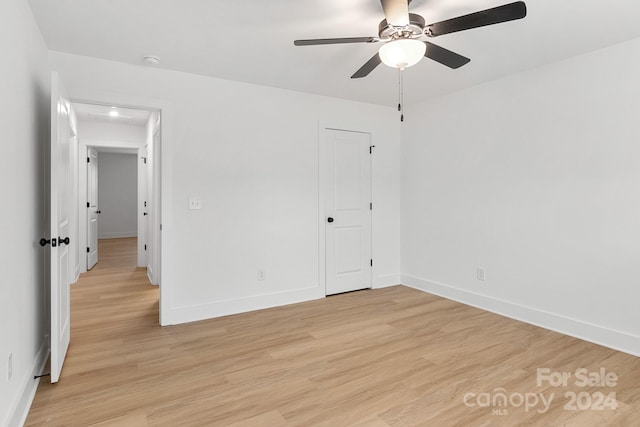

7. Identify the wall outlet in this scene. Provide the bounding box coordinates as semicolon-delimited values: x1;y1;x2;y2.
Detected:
477;267;486;281
8;353;12;381
258;270;266;281
188;196;201;210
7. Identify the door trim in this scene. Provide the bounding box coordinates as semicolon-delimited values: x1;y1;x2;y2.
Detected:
318;124;374;296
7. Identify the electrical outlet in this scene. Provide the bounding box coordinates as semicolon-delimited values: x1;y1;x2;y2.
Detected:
258;270;266;281
477;267;486;282
188;196;201;210
8;353;12;381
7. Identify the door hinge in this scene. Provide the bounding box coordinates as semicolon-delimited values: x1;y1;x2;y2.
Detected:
144;201;147;207
86;202;90;208
87;157;90;163
369;145;375;154
87;247;90;253
370;202;372;210
370;259;373;267
142;157;147;164
144;244;147;251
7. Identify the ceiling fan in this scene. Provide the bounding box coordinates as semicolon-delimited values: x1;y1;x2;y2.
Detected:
294;0;527;78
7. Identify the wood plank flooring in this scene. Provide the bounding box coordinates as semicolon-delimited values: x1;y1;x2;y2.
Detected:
26;238;640;426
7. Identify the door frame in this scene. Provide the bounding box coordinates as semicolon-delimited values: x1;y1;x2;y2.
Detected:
146;117;161;285
68;89;172;325
318;124;374;295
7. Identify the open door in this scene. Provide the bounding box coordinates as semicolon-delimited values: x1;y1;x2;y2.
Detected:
50;72;74;383
87;147;98;270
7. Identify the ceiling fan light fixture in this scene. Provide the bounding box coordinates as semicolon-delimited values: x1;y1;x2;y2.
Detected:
378;39;426;70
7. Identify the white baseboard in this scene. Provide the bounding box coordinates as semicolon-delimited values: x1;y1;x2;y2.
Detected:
401;274;640;358
374;274;401;289
7;341;49;427
98;231;137;239
164;286;325;326
146;266;155;286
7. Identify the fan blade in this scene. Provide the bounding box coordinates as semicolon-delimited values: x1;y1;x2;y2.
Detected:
380;0;410;27
426;1;527;37
351;53;382;79
424;42;470;69
294;37;378;46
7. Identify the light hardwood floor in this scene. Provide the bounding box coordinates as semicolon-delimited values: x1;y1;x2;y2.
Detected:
26;238;639;426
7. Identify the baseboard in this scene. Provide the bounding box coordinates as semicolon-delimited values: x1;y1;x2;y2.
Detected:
146;266;155;286
401;274;640;358
97;232;137;239
373;274;401;289
165;286;325;325
7;341;49;427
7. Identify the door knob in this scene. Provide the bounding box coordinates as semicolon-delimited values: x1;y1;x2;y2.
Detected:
39;238;51;247
327;217;334;223
96;210;102;214
143;212;148;216
58;237;70;246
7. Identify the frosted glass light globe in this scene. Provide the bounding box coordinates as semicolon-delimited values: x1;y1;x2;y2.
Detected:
379;39;426;70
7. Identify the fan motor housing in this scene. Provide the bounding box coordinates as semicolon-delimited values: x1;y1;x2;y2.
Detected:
378;13;426;40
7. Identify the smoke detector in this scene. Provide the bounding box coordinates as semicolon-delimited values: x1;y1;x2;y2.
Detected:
143;55;160;65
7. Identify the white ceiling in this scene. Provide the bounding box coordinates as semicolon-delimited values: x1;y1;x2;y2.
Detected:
72;103;152;126
28;0;640;106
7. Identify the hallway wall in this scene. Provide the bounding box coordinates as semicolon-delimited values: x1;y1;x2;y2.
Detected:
98;153;138;239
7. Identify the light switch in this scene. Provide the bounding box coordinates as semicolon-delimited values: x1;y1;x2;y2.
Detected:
188;197;201;210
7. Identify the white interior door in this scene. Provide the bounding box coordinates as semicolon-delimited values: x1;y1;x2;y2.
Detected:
324;129;372;295
87;148;98;270
139;147;148;268
50;72;74;383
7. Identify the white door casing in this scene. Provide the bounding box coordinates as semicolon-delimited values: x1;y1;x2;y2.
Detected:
148;121;161;285
87;147;98;270
50;72;74;383
324;129;372;295
145;143;153;281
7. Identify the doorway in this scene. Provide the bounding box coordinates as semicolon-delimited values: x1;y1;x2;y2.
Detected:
73;102;160;280
48;75;167;382
86;147;98;269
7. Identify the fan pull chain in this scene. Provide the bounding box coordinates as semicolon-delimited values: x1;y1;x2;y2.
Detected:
398;68;402;114
398;69;404;122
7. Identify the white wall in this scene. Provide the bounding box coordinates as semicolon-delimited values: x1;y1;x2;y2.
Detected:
0;0;50;425
77;120;147;143
401;37;640;356
97;153;138;239
50;51;402;325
